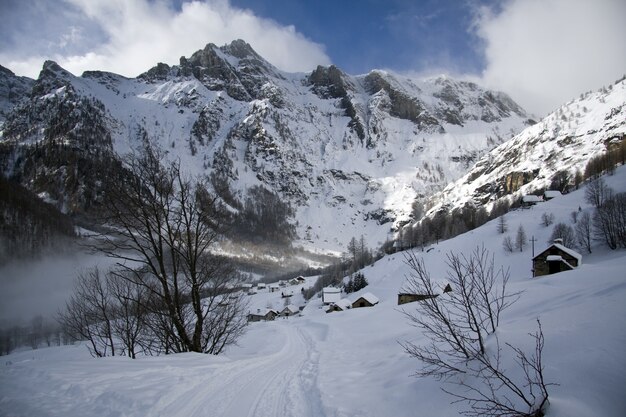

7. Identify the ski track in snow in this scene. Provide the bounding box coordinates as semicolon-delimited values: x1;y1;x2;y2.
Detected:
154;323;326;417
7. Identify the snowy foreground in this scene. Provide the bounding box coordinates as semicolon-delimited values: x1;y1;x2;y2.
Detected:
2;168;626;417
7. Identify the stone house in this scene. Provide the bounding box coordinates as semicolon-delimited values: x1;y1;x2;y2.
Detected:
325;299;352;313
279;305;300;317
397;293;436;305
247;308;278;322
397;284;452;305
521;195;542;207
533;239;582;277
543;190;562;200
352;292;379;308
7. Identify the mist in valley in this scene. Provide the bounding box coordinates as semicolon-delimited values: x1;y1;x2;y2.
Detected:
0;250;117;329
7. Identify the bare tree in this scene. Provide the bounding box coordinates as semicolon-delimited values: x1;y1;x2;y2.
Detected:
540;213;554;227
57;268;115;357
549;223;576;248
593;192;626;249
107;272;149;359
445;320;553;417
400;246;517;378
515;225;527;252
502;235;514;253
94;145;248;354
585;178;613;208
401;250;552;417
575;211;593;253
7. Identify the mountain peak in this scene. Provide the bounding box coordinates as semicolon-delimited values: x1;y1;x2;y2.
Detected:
30;60;75;97
220;39;261;60
0;64;16;77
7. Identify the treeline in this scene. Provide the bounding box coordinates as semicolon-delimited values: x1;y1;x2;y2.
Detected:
302;235;374;300
0;316;69;356
543;136;626;194
584;137;626;180
233;185;297;245
391;198;517;253
210;174;297;247
0;175;76;263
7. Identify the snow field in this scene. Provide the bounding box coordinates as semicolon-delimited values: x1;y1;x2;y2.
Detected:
1;167;625;417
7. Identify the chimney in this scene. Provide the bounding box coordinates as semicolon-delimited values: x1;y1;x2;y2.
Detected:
553;238;563;245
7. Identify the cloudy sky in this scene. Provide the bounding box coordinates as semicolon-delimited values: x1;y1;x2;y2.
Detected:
0;0;624;116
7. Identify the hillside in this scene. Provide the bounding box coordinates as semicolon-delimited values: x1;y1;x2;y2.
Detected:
426;77;626;216
1;165;624;417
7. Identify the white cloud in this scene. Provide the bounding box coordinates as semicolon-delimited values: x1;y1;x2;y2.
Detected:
475;0;626;116
1;0;331;78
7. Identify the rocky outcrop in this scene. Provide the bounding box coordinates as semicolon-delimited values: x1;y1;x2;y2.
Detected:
364;71;441;132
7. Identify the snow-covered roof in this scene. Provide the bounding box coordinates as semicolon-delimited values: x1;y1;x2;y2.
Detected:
250;308;277;317
355;292;379;305
281;305;300;314
333;299;352;310
544;190;562;199
553;243;583;264
522;195;542;203
323;287;341;294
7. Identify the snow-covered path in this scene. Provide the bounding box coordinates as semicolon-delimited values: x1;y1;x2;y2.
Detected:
0;322;328;417
153;323;326;417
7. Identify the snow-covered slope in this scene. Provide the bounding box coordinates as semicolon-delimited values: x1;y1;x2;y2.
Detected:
2;166;625;417
427;78;626;215
0;40;531;251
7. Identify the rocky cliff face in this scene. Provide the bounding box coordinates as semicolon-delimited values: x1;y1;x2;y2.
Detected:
0;65;34;123
0;40;532;250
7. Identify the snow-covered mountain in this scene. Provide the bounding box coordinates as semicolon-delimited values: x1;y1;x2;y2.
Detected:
426;77;626;216
0;40;532;251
